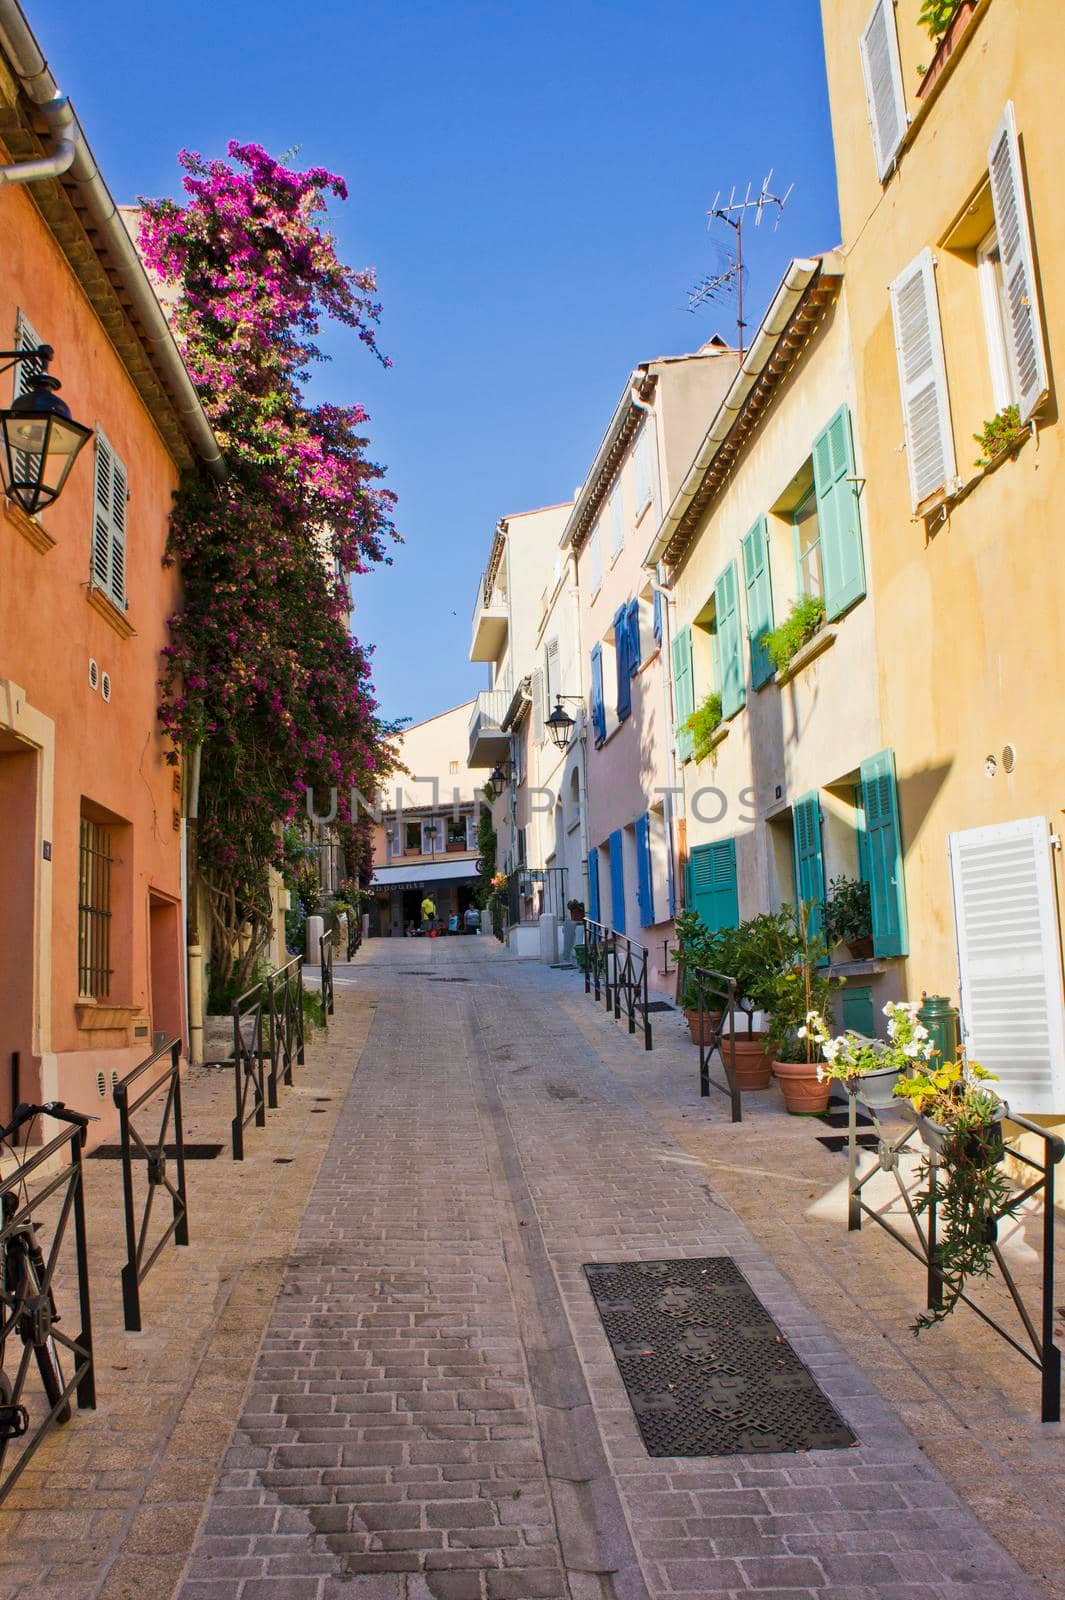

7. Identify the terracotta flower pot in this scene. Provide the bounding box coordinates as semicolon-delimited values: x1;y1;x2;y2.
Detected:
845;936;875;961
725;1033;773;1091
772;1059;831;1115
685;1009;723;1045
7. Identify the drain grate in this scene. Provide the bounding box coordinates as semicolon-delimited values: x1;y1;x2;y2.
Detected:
644;1001;675;1013
91;1143;223;1160
585;1257;856;1458
816;1107;874;1129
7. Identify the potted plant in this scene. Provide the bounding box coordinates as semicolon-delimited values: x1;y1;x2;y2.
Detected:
890;1057;1014;1330
764;904;842;1113
973;404;1026;469
673;910;728;1043
567;898;585;923
824;875;873;961
717;913;798;1089
805;999;936;1110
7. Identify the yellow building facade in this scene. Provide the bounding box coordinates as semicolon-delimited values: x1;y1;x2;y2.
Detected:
820;0;1065;1117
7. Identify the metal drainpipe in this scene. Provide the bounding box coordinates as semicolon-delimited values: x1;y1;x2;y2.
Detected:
567;548;592;899
651;570;683;915
0;93;75;184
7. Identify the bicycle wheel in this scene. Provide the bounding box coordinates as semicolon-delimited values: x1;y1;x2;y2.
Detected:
21;1255;70;1425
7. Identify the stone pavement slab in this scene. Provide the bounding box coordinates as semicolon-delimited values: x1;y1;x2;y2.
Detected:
172;937;1048;1600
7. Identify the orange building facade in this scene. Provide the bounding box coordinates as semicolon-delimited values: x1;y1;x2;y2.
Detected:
0;21;221;1138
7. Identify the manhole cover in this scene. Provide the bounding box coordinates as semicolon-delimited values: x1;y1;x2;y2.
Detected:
584;1257;856;1458
91;1143;223;1160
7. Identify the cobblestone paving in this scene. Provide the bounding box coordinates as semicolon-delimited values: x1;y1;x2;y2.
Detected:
177;937;1045;1600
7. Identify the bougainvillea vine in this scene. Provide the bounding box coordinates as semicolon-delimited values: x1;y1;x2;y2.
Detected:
141;142;399;990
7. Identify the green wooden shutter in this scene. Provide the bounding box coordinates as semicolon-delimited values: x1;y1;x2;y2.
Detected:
671;624;695;763
812;405;865;622
841;985;875;1037
860;748;908;957
740;516;774;689
792;792;826;938
688;839;738;933
713;560;745;719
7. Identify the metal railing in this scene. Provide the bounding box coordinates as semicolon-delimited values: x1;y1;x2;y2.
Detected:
230;984;266;1160
319;932;335;1018
582;920;652;1051
846;1090;1064;1421
0;1121;95;1501
346;910;362;961
490;895;509;943
508;865;567;925
264;957;305;1108
113;1038;189;1332
691;966;741;1123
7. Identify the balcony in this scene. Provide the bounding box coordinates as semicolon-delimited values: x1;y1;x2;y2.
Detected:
470;568;509;663
468;689;512;769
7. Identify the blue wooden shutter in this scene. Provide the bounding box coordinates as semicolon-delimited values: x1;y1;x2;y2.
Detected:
792;792;826;938
860;748;908;956
671;624;695;762
587;849;600;922
813;405;866;621
590;644;606;744
627;598;641;676
636;813;654;927
713;560;745;719
740;516;774;689
609;829;626;933
652;587;663;644
613;607;631;722
687;839;738;933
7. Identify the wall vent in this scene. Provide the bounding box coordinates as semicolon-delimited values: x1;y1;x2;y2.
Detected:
88;658;99;691
96;1071;107;1098
101;672;112;703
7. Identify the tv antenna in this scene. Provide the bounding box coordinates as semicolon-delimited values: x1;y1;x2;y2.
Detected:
689;171;793;358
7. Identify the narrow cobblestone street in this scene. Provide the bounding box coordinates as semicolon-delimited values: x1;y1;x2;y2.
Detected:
164;936;1050;1600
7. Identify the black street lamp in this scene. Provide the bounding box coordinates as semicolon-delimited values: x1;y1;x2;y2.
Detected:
488;764;507;798
545;696;583;753
0;345;92;517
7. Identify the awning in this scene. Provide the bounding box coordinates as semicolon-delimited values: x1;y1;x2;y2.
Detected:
370;859;481;891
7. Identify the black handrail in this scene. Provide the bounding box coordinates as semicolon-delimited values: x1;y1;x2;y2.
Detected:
346;908;362;961
691;966;741;1122
582;920;652;1050
846;1090;1064;1421
319;932;335;1018
113;1037;189;1331
0;1121;95;1501
264;956;305;1108
230;984;266;1160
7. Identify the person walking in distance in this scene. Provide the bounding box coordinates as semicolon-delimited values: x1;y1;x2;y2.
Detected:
421;894;436;935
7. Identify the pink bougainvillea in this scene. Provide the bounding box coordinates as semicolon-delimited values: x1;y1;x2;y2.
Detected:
142;142;399;987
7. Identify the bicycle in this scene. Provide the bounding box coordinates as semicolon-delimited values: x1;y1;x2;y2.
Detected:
0;1101;94;1443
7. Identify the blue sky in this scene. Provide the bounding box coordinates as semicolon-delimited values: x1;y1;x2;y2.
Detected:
45;1;840;728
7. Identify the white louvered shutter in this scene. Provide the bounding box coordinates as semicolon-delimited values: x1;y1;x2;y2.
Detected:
859;0;907;182
545;638;560;711
531;668;544;744
588;524;602;593
92;432;114;590
948;817;1065;1115
889;249;957;511
12;311;43;490
988;102;1048;422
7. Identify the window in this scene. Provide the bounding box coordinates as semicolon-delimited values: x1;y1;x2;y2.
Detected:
421;819;439;855
92;430;129;611
609;482;624;558
859;0;906;182
977;229;1014;413
588;523;602;594
446;815;469;852
449;760;459;775
404;819;421;854
793;490;822;599
78;816;113;998
517;826;527;866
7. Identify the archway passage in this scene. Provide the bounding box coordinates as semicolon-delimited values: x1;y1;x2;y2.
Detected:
0;736;38;1123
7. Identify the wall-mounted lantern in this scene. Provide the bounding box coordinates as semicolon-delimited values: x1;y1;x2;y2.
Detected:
0;345;92;516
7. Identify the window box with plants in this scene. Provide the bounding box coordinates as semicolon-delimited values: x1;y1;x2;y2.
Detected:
973;404;1028;473
916;0;982;101
767;595;827;683
824;874;873;962
683;692;726;765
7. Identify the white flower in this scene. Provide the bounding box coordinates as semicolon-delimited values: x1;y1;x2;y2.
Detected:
816;1065;826;1082
797;1026;807;1040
